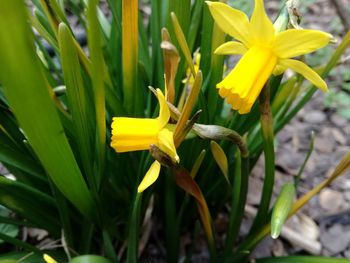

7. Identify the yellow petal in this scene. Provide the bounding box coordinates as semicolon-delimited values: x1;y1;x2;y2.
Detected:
217;46;276;97
111;117;159;136
158;128;179;163
111;137;157;152
111;117;159;152
138;161;161;193
278;59;328;92
214;41;247;55
273;29;331;58
43;254;58;263
156;88;170;128
250;0;275;45
206;1;252;47
217;46;277;114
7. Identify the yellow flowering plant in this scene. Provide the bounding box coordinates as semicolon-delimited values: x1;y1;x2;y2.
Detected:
111;88;179;192
0;0;349;262
207;0;330;114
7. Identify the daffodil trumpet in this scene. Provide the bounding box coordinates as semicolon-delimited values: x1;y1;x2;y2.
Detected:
110;89;179;192
206;0;331;114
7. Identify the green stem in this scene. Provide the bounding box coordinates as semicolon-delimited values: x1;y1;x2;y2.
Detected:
165;175;179;263
224;152;249;258
126;193;142;262
250;85;275;232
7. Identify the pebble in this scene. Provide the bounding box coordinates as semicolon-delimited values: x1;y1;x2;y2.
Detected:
331;115;348;127
315;137;334;153
247;177;263;205
303;110;327;124
331;129;347;145
344;191;350;202
319;188;344;212
320;224;350;254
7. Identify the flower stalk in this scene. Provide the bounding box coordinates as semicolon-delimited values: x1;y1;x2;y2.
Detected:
250;85;275;232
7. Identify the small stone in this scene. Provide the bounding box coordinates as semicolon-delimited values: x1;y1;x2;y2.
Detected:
331;115;347;127
247;177;263;205
344;250;350;258
0;163;9;175
319;188;344;212
272;239;285;257
315;137;334;153
303;110;327;124
331;128;347;145
320;224;350;254
344;191;350;202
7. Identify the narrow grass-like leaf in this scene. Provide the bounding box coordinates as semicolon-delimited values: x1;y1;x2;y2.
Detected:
0;232;42;255
0;177;60;236
200;4;214;78
87;0;108;190
0;129;45;180
69;255;112;263
150;1;164;88
122;0;140;115
0;0;95;218
187;0;204;52
126;194;142;263
206;20;226;121
58;23;94;185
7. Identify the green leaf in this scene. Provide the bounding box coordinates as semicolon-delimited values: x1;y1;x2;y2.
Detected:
0;0;95;219
122;0;140;115
69;255;112;263
0;177;60;236
87;0;108;190
0;206;19;245
58;23;95;188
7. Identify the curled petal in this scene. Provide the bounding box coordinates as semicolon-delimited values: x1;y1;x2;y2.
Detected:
206;1;252;47
273;29;332;58
138;161;161;193
157;88;170;128
214;41;247;55
158;128;179;163
250;0;275;44
278;59;328;92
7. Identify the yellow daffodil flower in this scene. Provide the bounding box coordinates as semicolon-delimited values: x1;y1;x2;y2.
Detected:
111;89;179;192
206;0;331;114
